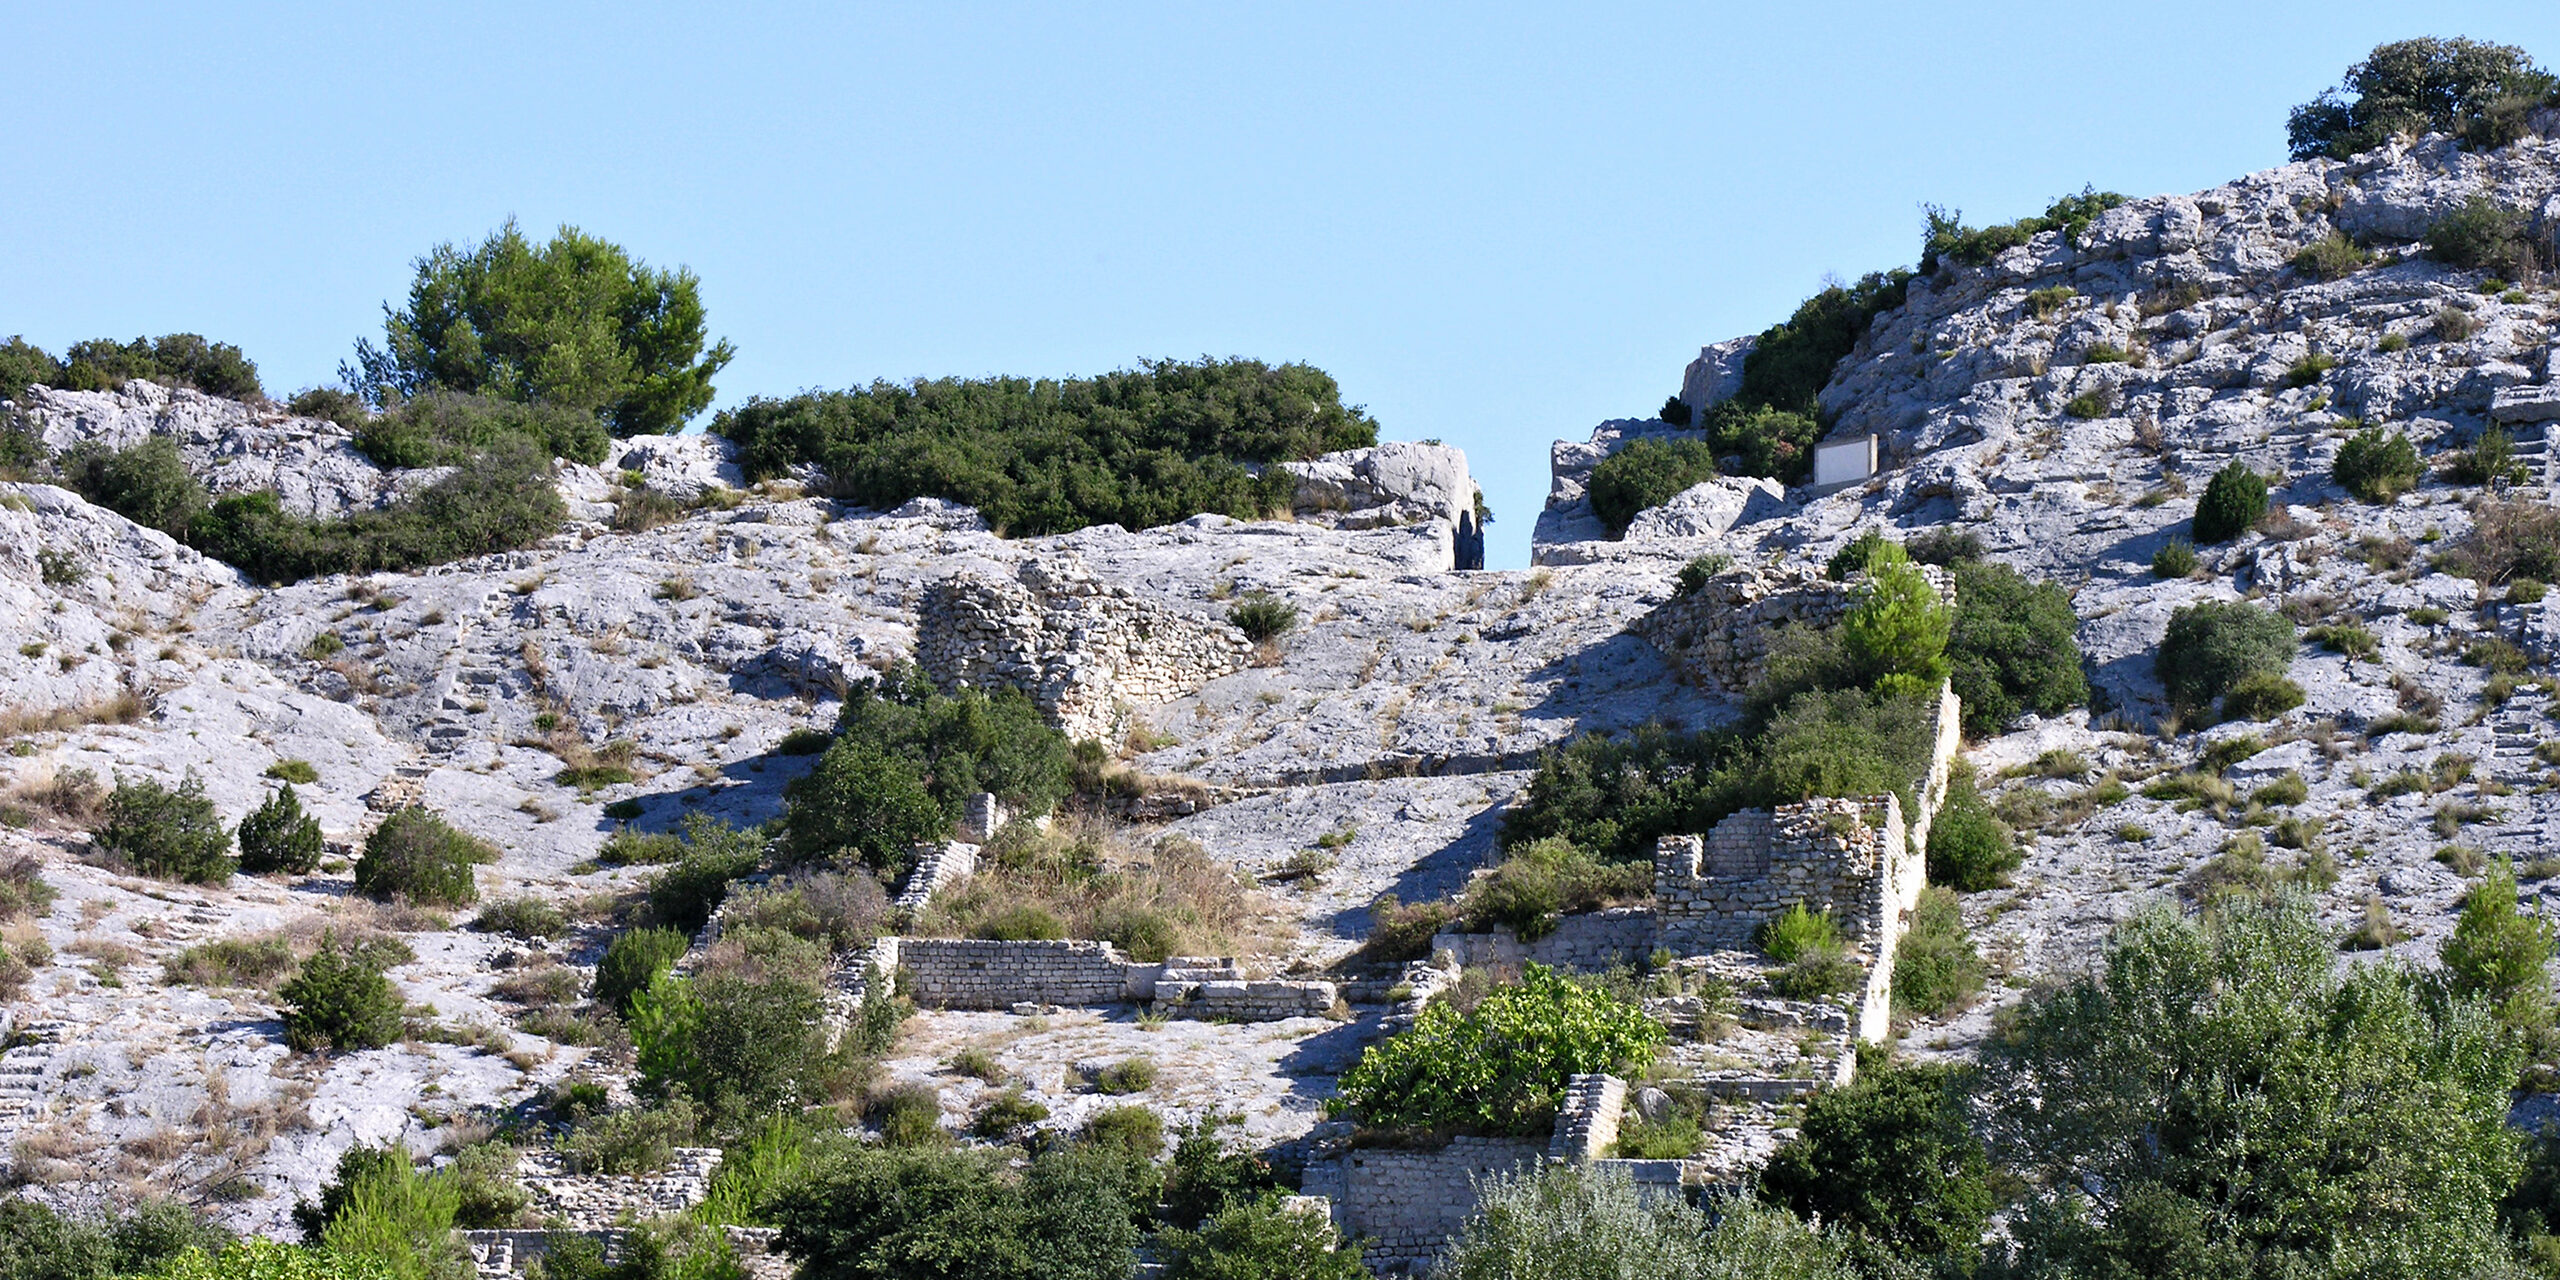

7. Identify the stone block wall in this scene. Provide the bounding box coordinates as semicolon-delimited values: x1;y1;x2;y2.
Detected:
513;1148;723;1226
1547;1074;1627;1163
894;840;979;914
461;1227;788;1280
1431;907;1658;973
915;555;1251;739
1306;1137;1546;1275
867;937;1336;1022
1633;562;1955;693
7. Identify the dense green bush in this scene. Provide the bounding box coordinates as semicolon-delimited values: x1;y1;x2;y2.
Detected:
785;667;1070;873
2152;537;2199;578
1948;560;2087;737
781;742;947;876
236;783;324;875
1497;723;1740;865
472;895;568;940
350;220;733;436
1891;888;1986;1018
2157;600;2297;719
1457;837;1651;941
1983;898;2526;1276
0;337;59;404
2428;197;2549;279
1926;772;2017;891
644;815;767;935
770;1145;1145;1280
100;772;233;883
1158;1193;1369;1280
1161;1123;1285;1231
593;926;691;1018
1586;437;1720;536
1921;189;2126;273
2443;859;2556;1040
60;436;207;538
1748;689;1938;812
0;1197;229;1280
2333;426;2423;501
10;333;265;400
630;968;835;1126
279;931;405;1053
1839;547;1951;698
714;358;1376;535
2289;37;2560;160
1442;1164;1856;1280
355;391;609;468
2218;670;2307;721
1758;902;1841;964
1227;593;1298;643
1760;1060;1991;1270
355;806;494;906
288;386;369;429
2292;231;2375;281
2191;461;2270;544
1331;964;1663;1134
1904;527;1985;567
189;438;566;583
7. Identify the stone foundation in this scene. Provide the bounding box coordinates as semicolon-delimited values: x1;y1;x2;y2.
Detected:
866;937;1337;1021
1304;1137;1545;1275
1430;907;1657;974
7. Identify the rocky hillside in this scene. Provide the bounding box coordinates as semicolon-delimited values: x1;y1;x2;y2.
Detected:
3;121;2560;1256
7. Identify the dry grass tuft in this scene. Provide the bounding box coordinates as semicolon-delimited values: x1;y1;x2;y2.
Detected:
913;812;1285;961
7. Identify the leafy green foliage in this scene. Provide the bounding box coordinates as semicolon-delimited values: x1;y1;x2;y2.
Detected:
1673;272;1915;484
280;931;405;1053
715;358;1375;535
1161;1123;1285;1231
593;926;692;1019
1586;437;1719;536
2292;231;2374;281
355;807;493;906
1331;965;1663;1134
149;1240;384;1280
630;968;834;1127
0;336;61;404
1227;593;1298;642
101;772;233;883
472;895;568;940
1442;1164;1856;1280
1983;898;2526;1277
644;815;768;935
1158;1194;1368;1280
2289;38;2560;160
2158;600;2297;719
1840;545;1951;699
352;220;733;436
1675;552;1732;595
1457;837;1651;940
1926;772;2018;891
1758;902;1842;964
2192;461;2270;544
2334;426;2423;502
1499;723;1741;865
60;436;207;538
785;667;1069;874
2443;858;2556;1037
305;1144;472;1280
354;391;609;468
1891;887;1985;1018
6;333;263;400
189;439;566;583
1922;189;2127;273
2428;197;2550;279
1760;1060;1992;1268
2152;537;2199;578
1947;559;2086;737
0;1198;230;1280
236;784;324;876
769;1145;1145;1280
2218;671;2306;722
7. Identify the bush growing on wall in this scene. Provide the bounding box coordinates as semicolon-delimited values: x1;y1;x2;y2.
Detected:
1330;964;1663;1135
100;773;233;884
355;807;495;906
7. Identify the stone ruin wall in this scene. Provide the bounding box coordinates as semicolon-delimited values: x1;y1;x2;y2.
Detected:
857;936;1339;1022
459;1150;794;1280
1301;1136;1547;1275
1633;562;1956;694
1430;907;1657;973
914;556;1251;739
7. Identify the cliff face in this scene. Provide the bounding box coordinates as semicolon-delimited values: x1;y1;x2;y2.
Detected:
4;129;2559;1237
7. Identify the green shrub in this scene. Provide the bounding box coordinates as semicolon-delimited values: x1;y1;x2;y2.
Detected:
1092;1057;1158;1095
350;220;732;436
2219;671;2307;721
644;814;766;935
2333;427;2422;502
0;335;61;403
769;1145;1144;1280
866;1084;947;1148
1926;773;2018;891
2447;422;2529;486
1158;1192;1368;1280
473;896;568;940
1079;1105;1164;1160
593;926;690;1018
1227;593;1298;642
783;666;1070;874
100;772;233;883
776;726;832;756
1759;1060;1991;1268
2283;352;2337;388
1841;549;1951;698
2192;461;2270;544
1457;838;1651;941
1356;894;1457;966
1904;528;1984;566
1923;189;2125;272
715;358;1375;536
190;438;566;583
1891;888;1985;1019
264;758;321;785
977;904;1067;941
1445;1162;1856;1280
630;969;834;1126
2062;390;2111;420
288;386;369;429
163;934;301;990
971;1089;1052;1141
1674;553;1732;595
1497;724;1737;865
2427;197;2548;279
1162;1123;1285;1231
46;333;262;399
1332;965;1663;1135
2024;285;2078;321
2443;859;2555;1012
2289;37;2560;160
719;872;889;954
1948;560;2086;737
236;784;324;876
280;931;405;1053
562;1096;701;1175
355;391;608;469
2158;600;2296;719
1824;529;1896;580
2152;537;2199;578
60;436;207;538
0;854;56;921
1759;902;1841;964
1587;437;1720;535
2293;232;2374;281
356;807;493;906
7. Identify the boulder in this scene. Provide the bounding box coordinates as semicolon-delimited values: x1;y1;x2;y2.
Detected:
1679;336;1755;412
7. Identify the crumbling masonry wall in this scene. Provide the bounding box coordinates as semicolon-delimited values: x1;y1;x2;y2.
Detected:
858;936;1338;1021
1302;1137;1545;1275
915;555;1251;739
1633;562;1955;693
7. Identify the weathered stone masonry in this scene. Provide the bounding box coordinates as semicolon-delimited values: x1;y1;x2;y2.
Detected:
1632;561;1956;693
859;936;1339;1022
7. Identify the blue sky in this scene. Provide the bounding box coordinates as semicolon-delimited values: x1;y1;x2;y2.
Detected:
6;3;2557;567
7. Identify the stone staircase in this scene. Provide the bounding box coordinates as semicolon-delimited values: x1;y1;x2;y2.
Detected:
0;1017;68;1169
2490;387;2560;488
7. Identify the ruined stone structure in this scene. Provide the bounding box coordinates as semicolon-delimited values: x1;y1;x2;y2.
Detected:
1302;1137;1546;1275
1632;561;1955;694
461;1227;788;1280
514;1147;724;1222
914;555;1252;738
1430;907;1656;973
893;840;979;915
865;937;1339;1021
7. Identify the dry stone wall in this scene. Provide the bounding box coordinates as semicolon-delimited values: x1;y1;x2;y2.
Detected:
915;555;1251;739
1304;1136;1545;1275
515;1147;723;1224
870;937;1337;1021
1430;907;1657;973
